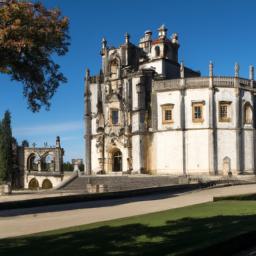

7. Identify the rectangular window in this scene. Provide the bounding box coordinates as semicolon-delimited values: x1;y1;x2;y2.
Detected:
111;109;119;125
194;106;202;119
219;102;231;122
165;109;172;121
192;102;204;123
162;104;174;124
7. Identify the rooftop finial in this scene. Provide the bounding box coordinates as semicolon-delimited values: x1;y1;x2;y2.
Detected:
86;68;90;79
209;61;213;77
249;65;254;81
171;33;179;44
158;24;167;38
125;32;130;44
56;136;60;148
235;62;239;78
102;37;107;49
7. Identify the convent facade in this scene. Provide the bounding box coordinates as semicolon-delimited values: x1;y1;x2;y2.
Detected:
85;25;256;176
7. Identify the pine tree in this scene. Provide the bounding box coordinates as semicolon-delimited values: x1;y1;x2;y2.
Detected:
0;111;13;183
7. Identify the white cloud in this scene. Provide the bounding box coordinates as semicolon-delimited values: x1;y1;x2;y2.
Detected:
13;120;83;136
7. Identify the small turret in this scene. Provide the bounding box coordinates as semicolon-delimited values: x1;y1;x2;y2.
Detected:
144;30;152;41
171;33;179;45
158;24;167;39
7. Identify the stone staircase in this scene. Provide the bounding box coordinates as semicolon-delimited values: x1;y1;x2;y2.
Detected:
58;175;180;192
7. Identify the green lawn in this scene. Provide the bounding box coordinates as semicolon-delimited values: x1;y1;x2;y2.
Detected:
1;201;256;256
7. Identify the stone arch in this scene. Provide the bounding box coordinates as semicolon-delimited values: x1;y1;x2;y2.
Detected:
106;146;123;173
28;178;39;190
155;46;160;57
223;156;231;176
27;153;40;171
42;179;53;189
244;102;253;124
109;54;121;79
41;153;55;172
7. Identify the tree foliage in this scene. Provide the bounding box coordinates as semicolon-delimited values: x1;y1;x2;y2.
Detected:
21;139;29;147
0;0;70;111
62;161;73;172
0;111;13;183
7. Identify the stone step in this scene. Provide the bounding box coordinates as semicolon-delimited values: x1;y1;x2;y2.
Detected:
59;175;180;192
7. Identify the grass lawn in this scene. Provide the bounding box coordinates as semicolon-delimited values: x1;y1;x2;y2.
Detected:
1;200;256;256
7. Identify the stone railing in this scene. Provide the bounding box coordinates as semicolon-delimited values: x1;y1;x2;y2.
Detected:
213;76;234;87
187;77;209;87
153;76;256;91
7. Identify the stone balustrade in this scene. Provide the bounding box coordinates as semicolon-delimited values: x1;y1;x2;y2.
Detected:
153;76;256;91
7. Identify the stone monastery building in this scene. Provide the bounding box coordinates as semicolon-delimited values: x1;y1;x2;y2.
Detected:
85;25;256;176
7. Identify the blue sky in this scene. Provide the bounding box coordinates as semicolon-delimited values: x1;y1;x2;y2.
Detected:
0;0;256;162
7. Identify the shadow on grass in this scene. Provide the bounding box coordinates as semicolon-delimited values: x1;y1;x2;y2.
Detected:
1;214;256;256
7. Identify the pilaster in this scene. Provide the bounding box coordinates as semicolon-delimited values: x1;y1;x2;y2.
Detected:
234;63;243;174
208;61;218;175
179;62;186;175
84;68;92;175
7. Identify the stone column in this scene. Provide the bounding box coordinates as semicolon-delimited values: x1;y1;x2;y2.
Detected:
84;69;92;175
131;79;146;174
234;63;243;174
250;65;256;174
180;62;186;175
55;136;62;173
208;61;218;175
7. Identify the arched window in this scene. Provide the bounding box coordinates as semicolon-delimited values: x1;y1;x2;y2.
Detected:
41;154;54;172
28;178;39;190
110;59;118;79
244;103;253;124
155;46;160;57
42;179;53;189
27;154;40;171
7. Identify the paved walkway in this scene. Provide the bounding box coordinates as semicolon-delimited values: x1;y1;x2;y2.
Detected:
0;184;255;239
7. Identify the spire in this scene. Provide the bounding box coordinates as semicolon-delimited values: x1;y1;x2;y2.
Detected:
234;62;239;78
125;32;130;44
209;61;213;77
102;37;107;50
101;37;107;56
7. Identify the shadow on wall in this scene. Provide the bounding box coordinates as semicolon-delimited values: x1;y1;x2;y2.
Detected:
1;214;256;256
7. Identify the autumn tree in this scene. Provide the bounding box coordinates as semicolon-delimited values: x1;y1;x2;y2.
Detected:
0;0;70;111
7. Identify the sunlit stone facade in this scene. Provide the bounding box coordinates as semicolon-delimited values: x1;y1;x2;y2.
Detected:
85;25;256;176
